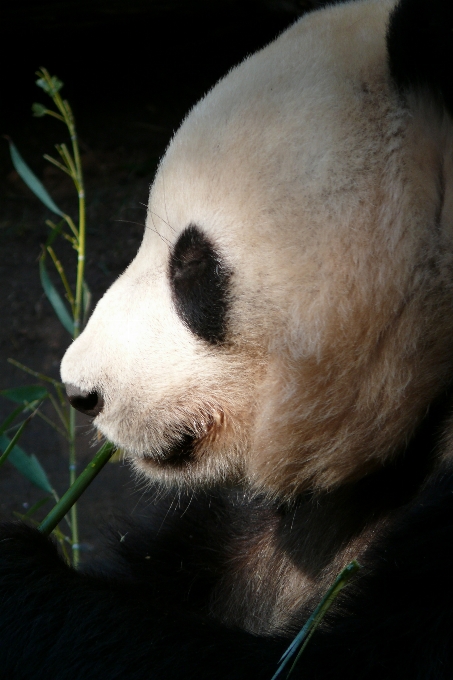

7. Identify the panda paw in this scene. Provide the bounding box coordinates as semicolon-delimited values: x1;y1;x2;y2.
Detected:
0;521;65;576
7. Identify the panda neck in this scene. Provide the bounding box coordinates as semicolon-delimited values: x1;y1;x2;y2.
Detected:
282;383;453;567
214;386;453;634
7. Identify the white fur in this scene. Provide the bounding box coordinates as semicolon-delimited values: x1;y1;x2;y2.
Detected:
61;0;453;498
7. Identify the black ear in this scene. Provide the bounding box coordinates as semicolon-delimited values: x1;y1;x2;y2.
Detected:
387;0;453;116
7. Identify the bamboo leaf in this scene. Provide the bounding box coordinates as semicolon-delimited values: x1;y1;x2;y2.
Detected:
0;404;30;435
0;385;48;404
36;74;63;96
0;434;53;493
39;258;74;335
45;219;66;248
8;140;64;216
0;419;30;469
32;102;47;117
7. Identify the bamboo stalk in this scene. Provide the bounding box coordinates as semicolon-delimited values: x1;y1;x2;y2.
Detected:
38;442;115;537
272;560;361;679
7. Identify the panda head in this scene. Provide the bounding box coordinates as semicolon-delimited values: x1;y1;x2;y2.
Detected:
61;0;453;499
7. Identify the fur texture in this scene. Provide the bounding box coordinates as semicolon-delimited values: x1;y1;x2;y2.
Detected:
1;0;453;677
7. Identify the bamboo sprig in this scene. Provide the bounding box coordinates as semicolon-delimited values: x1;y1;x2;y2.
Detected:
5;71;111;569
35;67;86;339
33;68;89;566
33;409;68;439
271;560;361;679
46;219;77;247
0;408;39;470
38;442;116;537
8;358;63;389
47;392;69;430
46;245;75;312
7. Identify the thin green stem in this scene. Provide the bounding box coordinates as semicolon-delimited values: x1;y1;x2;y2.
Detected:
7;358;63;388
38;441;115;538
71;127;85;339
56;144;77;182
4;403;58;437
48;392;69;430
45;219;74;245
47;245;75;312
55;87;87;567
33;68;90;569
0;412;36;469
74;207;85;337
43;154;73;177
53;382;67;409
34;410;68;439
272;560;361;680
41;109;64;123
0;403;35;435
62;214;79;241
68;407;79;567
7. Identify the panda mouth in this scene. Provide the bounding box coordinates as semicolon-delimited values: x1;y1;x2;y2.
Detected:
140;412;224;469
142;431;199;468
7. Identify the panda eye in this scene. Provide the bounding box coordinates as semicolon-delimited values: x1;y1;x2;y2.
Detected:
169;224;231;344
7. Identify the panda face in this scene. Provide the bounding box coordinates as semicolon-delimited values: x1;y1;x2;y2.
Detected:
61;0;453;498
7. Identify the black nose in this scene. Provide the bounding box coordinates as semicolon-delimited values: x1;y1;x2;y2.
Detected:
65;384;104;417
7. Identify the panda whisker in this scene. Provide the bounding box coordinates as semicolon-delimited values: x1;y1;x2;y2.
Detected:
161;172;173;232
179;489;196;519
156;490;179;535
114;219;145;228
116;216;172;246
148;208;175;235
147;210;172;248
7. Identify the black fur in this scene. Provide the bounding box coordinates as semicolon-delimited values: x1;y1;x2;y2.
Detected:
0;521;286;679
169;224;231;344
294;470;453;680
0;387;452;678
1;465;453;677
387;0;453;116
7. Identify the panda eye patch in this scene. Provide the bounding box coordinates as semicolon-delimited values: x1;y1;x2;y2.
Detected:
169;224;231;344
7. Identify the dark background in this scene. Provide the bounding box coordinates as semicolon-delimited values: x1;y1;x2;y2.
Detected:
0;0;316;557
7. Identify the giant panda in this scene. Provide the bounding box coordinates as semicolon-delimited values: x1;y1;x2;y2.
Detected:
1;0;453;677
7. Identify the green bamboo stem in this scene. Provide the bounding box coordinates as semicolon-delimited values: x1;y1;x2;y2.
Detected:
39;69;87;563
28;69;91;568
67;407;79;566
62;213;79;240
38;441;115;538
63;98;85;564
56;143;77;179
0;418;32;470
272;560;361;680
46;245;75;311
34;409;68;439
47;391;69;430
72;135;85;339
0;404;28;435
40;108;64;123
7;358;63;389
43;153;73;177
